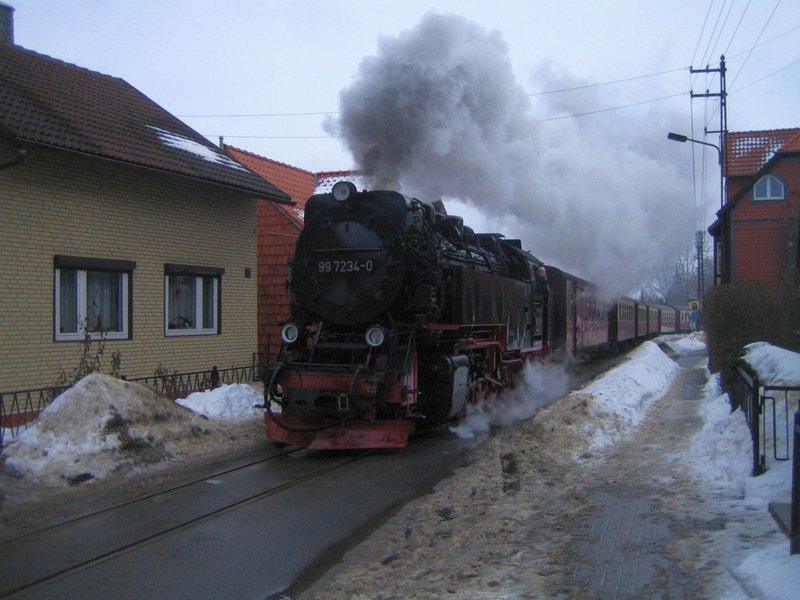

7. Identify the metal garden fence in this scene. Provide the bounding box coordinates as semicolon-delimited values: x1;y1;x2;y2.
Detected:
0;357;264;447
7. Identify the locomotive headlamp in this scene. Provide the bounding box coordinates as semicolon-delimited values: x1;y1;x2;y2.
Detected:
332;181;357;202
280;322;300;345
365;325;386;348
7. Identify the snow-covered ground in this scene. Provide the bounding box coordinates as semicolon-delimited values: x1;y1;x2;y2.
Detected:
1;334;798;598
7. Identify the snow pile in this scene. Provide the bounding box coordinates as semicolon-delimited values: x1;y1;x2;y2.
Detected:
745;342;800;386
1;374;263;487
577;341;680;453
685;373;752;494
177;383;263;419
665;334;707;355
685;344;799;600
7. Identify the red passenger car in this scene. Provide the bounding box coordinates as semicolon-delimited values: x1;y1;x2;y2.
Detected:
546;267;609;359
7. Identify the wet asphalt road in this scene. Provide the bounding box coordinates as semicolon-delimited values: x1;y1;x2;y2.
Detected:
0;432;481;600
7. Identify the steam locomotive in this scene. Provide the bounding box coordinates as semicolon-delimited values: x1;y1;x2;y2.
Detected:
264;182;689;449
264;181;549;448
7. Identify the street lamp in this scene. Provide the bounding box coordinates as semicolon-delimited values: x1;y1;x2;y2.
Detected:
667;132;721;165
667;132;724;210
668;131;726;313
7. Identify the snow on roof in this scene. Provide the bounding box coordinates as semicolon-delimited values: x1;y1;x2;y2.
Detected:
150;127;247;171
725;128;800;177
314;170;369;194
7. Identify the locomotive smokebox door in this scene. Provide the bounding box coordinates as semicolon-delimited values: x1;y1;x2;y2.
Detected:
417;354;471;423
291;195;409;326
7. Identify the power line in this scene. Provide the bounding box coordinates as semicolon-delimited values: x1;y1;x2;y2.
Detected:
723;0;752;55
539;92;687;121
728;0;781;89
690;0;717;67
730;55;800;93
180;22;798;123
203;134;340;139
179;111;338;118
204;90;689;139
527;67;686;96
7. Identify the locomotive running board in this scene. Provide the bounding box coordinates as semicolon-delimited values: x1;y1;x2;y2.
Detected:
266;414;416;449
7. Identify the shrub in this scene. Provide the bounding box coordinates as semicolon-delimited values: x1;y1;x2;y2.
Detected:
704;281;800;388
55;330;123;388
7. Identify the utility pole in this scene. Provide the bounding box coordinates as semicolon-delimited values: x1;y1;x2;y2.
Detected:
689;55;727;306
696;230;704;300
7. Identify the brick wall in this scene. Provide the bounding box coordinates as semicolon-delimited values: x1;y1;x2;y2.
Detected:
257;201;300;363
728;156;800;285
0;146;258;391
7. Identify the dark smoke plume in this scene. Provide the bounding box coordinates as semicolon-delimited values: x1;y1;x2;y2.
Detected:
326;13;694;298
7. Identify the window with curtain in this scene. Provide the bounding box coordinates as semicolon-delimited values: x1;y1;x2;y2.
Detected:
164;264;223;336
54;256;134;341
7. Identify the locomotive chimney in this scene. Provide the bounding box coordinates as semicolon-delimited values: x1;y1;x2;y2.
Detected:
0;2;14;44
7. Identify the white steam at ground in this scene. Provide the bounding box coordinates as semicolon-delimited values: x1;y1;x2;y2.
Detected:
326;13;695;298
450;361;570;438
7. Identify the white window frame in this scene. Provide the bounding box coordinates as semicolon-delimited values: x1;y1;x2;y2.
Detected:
164;264;223;337
753;174;785;202
54;256;133;342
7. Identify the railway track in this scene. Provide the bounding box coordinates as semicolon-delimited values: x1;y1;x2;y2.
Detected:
0;446;375;598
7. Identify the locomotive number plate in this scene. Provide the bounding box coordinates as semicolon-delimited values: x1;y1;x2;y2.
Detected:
318;259;375;273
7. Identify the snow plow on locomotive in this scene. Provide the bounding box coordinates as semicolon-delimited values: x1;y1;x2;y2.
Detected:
264;181;549;449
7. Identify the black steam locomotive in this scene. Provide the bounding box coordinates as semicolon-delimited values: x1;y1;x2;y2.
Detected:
265;181;549;448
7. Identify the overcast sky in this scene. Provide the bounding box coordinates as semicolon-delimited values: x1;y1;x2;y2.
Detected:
9;0;799;295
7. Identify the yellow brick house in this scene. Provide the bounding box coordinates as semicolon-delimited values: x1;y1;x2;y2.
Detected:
0;33;290;391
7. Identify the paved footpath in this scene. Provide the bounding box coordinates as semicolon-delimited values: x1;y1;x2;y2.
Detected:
558;351;741;599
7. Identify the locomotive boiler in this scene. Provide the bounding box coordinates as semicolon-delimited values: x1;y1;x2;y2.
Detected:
264;181;549;449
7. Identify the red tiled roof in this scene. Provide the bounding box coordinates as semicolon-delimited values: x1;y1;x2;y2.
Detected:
725;128;800;177
224;145;316;207
0;42;289;202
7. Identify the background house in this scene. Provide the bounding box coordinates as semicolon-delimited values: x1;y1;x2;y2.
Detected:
221;148;368;365
0;26;289;391
709;128;800;285
223;146;314;364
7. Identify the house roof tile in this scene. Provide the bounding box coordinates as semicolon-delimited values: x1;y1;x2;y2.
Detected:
0;41;290;202
223;145;315;228
725;128;800;177
223;145;315;206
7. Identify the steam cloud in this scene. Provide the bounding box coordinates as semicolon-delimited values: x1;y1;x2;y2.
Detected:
449;361;571;438
326;13;694;298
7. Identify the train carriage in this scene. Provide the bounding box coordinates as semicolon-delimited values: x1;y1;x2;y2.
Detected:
655;305;678;334
647;305;659;337
677;307;692;332
609;296;637;347
635;302;649;339
545;267;609;359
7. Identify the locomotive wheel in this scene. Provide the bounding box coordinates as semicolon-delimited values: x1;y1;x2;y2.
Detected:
468;377;500;406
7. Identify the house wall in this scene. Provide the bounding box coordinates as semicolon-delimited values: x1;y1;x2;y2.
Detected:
729;156;800;284
257;201;300;363
0;146;258;391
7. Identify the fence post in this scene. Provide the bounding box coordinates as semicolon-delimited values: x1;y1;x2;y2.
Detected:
791;409;799;554
211;366;220;389
748;373;765;476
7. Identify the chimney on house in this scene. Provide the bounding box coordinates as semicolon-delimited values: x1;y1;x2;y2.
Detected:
0;2;14;44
